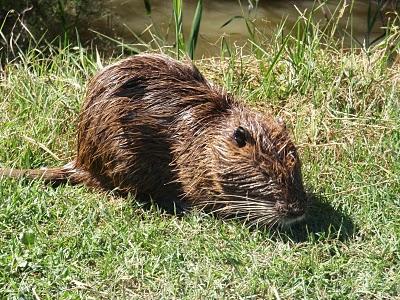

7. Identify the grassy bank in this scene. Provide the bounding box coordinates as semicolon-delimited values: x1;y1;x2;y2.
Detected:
1;24;400;299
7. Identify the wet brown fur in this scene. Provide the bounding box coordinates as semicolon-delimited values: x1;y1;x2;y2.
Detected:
0;54;307;227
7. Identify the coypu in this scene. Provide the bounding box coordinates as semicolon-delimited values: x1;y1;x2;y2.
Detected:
0;54;307;227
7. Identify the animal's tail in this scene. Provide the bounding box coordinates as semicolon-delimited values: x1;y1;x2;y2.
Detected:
0;162;82;186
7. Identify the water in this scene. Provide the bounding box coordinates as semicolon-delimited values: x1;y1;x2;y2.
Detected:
97;0;399;57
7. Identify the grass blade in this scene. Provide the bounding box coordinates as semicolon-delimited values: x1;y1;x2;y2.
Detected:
173;0;185;59
144;0;152;16
187;0;203;59
220;15;244;28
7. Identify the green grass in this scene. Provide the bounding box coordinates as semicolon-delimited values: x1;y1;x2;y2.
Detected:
1;19;400;299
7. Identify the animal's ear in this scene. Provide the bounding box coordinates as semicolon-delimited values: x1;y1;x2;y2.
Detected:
276;117;286;129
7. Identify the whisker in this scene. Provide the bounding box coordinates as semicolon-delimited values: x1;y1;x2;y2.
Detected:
215;193;275;205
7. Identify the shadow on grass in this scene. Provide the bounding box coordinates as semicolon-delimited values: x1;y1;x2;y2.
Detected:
272;191;357;243
126;187;357;243
131;189;356;243
2;176;356;243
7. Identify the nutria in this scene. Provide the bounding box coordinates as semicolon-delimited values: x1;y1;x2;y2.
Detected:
0;54;307;227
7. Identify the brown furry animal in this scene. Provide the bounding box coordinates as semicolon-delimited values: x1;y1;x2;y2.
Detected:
0;54;307;227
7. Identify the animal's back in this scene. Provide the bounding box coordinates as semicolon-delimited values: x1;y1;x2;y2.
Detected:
75;54;229;205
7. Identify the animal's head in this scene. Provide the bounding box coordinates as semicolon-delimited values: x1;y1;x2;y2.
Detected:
211;107;307;227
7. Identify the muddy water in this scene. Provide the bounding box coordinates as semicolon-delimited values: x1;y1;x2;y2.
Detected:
99;0;398;57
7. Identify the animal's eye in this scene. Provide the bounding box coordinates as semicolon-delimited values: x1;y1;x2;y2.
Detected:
233;126;247;148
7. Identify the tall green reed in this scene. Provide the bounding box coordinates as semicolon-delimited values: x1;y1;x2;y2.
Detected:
172;0;203;59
